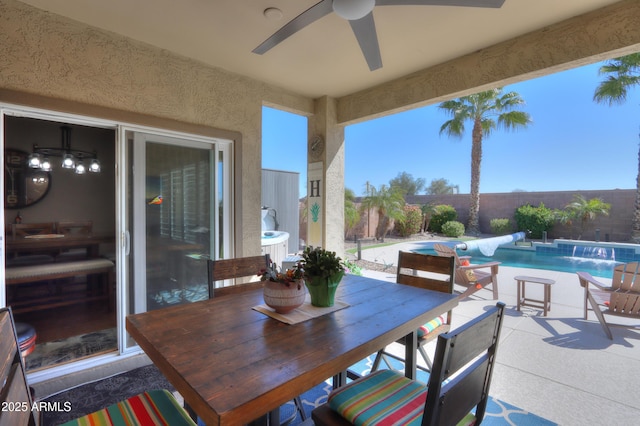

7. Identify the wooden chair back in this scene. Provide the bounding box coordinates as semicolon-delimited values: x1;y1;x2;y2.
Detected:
396;250;454;294
423;302;505;426
11;223;55;238
207;255;270;298
56;221;93;235
609;262;640;316
0;307;37;426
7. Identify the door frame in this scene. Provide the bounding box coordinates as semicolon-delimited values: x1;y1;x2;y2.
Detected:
1;103;234;382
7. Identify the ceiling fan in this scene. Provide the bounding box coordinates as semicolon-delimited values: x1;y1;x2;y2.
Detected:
253;0;506;71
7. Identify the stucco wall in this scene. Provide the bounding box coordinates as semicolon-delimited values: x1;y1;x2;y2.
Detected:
0;0;313;256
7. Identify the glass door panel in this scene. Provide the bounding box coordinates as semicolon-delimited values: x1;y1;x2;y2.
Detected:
143;142;212;309
122;130;230;351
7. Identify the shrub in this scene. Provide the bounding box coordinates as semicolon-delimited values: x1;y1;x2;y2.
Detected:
343;259;363;276
514;203;555;239
428;205;458;233
442;221;465;237
395;205;423;237
490;218;512;235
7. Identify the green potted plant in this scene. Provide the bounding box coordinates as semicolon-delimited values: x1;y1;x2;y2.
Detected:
301;246;345;307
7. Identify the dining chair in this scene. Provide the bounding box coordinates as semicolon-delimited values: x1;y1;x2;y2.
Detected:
207;254;271;298
207;254;307;424
371;251;455;373
55;220;94;261
56;220;93;235
11;222;55;237
0;306;196;426
311;302;506;426
0;306;38;426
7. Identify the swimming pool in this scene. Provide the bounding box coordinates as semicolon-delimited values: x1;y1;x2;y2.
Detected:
414;241;640;278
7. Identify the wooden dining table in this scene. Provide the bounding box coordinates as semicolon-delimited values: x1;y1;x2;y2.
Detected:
126;273;459;425
5;233;113;259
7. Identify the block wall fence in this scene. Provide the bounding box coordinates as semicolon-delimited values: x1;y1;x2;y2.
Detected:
349;189;636;243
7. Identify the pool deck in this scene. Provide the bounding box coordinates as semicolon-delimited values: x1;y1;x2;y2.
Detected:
356;241;640;426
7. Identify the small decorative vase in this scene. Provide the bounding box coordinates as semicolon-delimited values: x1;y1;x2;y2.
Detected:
263;280;306;314
305;270;344;307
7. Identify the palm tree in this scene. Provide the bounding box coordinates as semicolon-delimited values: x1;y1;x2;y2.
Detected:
344;188;360;239
420;202;438;233
593;53;640;242
439;88;532;234
563;195;611;239
359;184;405;241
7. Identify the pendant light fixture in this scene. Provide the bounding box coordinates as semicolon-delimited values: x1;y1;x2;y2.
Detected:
28;126;101;174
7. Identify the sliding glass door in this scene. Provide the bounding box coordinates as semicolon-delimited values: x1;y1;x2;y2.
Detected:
0;103;234;372
121;129;232;350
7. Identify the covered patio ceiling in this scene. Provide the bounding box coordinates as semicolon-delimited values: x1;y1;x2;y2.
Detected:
15;0;627;107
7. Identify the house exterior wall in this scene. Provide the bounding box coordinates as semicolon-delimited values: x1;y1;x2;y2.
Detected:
0;0;314;257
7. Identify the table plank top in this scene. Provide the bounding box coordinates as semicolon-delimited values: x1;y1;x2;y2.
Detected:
126;273;458;425
514;275;555;285
5;233;113;251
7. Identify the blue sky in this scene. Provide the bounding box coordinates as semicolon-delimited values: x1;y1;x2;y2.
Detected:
262;61;639;198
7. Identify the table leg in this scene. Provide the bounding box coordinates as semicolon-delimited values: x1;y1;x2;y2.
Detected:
332;371;348;389
544;284;550;316
404;331;417;380
516;280;522;311
184;402;197;422
248;407;280;425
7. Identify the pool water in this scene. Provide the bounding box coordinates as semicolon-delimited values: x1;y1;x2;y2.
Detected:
414;241;640;278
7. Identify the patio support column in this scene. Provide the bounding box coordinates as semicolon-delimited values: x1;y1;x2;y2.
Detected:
307;96;345;255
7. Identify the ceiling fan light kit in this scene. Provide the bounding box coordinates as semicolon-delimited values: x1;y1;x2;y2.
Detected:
263;7;283;20
332;0;375;20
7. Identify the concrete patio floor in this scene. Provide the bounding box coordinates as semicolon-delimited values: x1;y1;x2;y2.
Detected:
357;241;640;426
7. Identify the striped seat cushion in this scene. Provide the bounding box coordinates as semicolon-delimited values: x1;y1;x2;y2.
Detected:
61;389;196;426
328;370;476;426
417;315;445;339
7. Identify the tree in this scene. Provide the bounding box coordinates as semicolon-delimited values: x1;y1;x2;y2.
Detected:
359;184;405;241
426;178;456;195
420;202;438;233
389;172;426;196
593;53;640;242
563;195;611;239
439;88;531;234
344;188;360;238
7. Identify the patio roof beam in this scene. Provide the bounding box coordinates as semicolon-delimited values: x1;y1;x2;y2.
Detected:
336;0;640;125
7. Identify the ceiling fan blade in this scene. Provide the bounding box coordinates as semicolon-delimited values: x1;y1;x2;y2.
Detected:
349;12;382;71
376;0;505;8
253;0;334;55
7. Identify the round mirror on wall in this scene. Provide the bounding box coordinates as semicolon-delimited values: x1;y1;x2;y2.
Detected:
4;149;51;209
